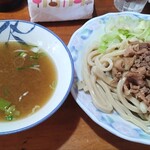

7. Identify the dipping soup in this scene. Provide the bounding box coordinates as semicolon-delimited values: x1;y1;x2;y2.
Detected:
0;41;57;121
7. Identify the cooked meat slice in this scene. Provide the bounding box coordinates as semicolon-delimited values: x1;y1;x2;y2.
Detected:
124;56;135;70
125;72;145;87
113;58;124;71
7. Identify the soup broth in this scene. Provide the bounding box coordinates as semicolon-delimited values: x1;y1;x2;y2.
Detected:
0;41;57;121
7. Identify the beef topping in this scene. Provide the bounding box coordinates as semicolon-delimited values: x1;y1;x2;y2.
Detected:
112;41;150;111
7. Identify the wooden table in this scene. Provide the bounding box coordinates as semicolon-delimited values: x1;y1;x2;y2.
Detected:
0;0;150;150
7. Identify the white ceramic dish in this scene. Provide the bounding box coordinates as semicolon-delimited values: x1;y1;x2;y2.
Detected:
0;20;74;134
68;12;150;145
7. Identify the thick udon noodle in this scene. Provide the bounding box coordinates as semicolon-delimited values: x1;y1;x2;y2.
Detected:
80;39;150;133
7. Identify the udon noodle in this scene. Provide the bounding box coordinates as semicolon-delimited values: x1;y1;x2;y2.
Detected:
79;39;150;133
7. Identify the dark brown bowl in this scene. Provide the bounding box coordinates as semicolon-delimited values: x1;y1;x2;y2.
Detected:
0;0;22;12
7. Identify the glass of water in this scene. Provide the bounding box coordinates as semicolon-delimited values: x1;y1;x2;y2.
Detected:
114;0;148;12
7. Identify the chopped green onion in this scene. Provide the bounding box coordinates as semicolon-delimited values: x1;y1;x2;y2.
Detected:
14;50;28;58
0;97;20;121
5;105;16;115
16;64;40;71
5;115;13;121
30;53;40;60
30;51;46;60
5;105;20;121
0;98;11;111
29;64;40;71
27;44;38;49
18;52;27;58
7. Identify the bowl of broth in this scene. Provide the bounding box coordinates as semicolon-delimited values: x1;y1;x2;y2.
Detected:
0;20;74;134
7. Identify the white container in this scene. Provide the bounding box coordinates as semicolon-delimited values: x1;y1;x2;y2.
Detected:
114;0;148;12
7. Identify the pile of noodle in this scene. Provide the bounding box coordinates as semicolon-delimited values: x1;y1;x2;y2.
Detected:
79;39;150;134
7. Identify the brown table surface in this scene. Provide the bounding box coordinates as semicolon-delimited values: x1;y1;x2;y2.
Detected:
0;0;150;150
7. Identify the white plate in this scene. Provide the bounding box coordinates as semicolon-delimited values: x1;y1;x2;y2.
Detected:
68;12;150;145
